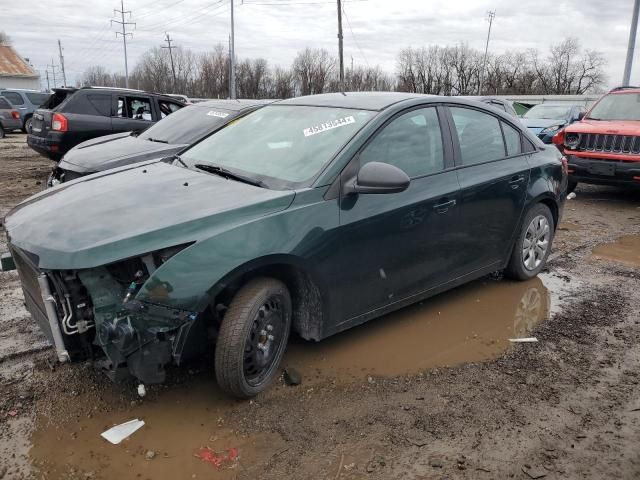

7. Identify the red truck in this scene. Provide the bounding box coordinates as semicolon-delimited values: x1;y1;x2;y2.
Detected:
554;86;640;193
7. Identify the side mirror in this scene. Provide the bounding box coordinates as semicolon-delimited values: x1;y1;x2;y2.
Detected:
344;161;410;195
577;111;585;121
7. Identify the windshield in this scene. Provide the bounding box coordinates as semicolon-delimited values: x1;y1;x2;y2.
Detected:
25;92;50;107
139;104;234;144
587;93;640;121
523;104;571;120
181;105;375;188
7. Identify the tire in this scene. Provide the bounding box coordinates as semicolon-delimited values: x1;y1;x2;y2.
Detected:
567;180;577;194
505;203;555;281
23;116;33;134
215;277;292;398
0;125;4;139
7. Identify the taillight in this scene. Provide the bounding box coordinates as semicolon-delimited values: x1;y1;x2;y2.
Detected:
51;113;68;132
561;156;569;175
10;110;20;119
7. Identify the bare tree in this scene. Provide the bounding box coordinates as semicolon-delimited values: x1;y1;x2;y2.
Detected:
292;48;336;95
0;32;10;44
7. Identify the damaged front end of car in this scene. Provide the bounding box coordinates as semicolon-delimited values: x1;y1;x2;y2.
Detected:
9;242;202;385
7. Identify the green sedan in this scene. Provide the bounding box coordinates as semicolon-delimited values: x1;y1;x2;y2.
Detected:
4;92;567;398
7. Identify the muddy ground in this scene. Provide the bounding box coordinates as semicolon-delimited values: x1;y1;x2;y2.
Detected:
1;133;639;479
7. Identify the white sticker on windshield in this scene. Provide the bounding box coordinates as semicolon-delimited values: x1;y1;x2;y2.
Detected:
207;111;230;118
303;116;355;137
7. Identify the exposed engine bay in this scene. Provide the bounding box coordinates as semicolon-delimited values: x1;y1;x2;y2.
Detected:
12;244;205;385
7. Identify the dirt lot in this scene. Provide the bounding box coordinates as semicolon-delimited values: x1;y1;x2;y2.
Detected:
1;133;639;479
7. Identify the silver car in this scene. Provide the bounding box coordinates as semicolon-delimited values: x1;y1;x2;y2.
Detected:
0;96;21;138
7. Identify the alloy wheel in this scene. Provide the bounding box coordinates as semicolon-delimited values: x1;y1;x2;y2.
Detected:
522;215;550;271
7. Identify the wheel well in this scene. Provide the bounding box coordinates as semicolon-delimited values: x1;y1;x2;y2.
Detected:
538;198;559;230
212;262;324;341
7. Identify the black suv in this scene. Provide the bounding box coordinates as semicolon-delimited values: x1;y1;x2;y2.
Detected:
27;87;185;160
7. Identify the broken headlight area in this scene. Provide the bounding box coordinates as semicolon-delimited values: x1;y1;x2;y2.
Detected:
47;167;85;187
14;243;199;385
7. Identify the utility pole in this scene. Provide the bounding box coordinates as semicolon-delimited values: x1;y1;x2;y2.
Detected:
229;0;236;99
623;0;640;85
478;10;495;95
111;0;135;88
45;70;51;91
337;0;344;90
57;39;67;86
162;33;178;91
48;59;58;89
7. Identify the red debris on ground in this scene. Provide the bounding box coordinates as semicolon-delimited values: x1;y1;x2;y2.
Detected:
6;410;18;417
195;447;239;468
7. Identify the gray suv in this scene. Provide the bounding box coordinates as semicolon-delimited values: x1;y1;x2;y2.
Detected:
0;89;51;133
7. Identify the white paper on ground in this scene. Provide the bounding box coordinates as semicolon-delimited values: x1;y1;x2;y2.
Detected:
509;337;539;343
101;419;145;444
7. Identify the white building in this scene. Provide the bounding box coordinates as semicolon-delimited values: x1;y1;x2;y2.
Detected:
0;43;40;90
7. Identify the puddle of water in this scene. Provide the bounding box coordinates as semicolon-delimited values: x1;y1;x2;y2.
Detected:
29;379;286;479
26;273;569;478
592;235;640;268
284;275;553;380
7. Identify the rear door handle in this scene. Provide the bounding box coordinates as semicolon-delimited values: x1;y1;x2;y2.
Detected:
509;175;525;189
433;199;456;214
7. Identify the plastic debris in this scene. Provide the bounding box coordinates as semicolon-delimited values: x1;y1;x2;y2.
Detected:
137;384;146;397
567;192;577;200
6;410;18;417
509;337;539;343
100;419;145;445
196;447;239;468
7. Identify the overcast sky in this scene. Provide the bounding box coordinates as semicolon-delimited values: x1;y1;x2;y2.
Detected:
3;0;639;90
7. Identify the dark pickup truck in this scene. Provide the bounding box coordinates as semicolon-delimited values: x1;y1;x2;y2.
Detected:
27;87;185;160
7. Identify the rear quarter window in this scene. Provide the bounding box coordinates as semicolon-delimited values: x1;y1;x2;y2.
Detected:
0;97;12;109
62;93;110;116
25;92;50;107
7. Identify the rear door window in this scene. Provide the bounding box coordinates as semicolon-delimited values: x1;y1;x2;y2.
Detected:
450;107;506;165
1;92;24;105
0;97;12;109
502;122;522;156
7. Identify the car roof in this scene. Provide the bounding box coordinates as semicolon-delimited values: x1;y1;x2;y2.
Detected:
194;98;276;112
277;92;429;111
610;88;640;94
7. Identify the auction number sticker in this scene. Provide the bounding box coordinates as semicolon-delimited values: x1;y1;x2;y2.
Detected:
207;111;230;118
303;116;355;137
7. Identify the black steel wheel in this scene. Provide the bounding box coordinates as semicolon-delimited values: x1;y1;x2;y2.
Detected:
215;277;292;398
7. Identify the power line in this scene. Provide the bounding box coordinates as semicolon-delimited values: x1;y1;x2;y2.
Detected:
342;2;369;68
111;0;136;88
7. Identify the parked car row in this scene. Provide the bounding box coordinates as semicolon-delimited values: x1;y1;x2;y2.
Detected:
0;88;51;133
3;91;567;399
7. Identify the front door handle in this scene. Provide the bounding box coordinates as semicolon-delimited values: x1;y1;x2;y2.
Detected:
433;199;456;214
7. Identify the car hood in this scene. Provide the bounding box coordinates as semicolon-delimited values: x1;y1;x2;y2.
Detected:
60;133;186;173
521;118;566;129
564;119;640;136
5;162;295;270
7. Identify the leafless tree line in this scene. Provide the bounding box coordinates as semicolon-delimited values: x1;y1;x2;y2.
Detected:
80;37;606;98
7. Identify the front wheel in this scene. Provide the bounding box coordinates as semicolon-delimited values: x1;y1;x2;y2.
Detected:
23;116;33;134
215;277;292;398
505;203;555;280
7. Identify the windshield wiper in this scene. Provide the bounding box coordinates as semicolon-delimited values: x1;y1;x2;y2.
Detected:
194;164;267;188
146;137;169;144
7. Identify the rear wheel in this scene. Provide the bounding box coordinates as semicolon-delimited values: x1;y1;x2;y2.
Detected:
505;203;555;280
0;125;5;139
567;180;577;194
215;277;292;398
